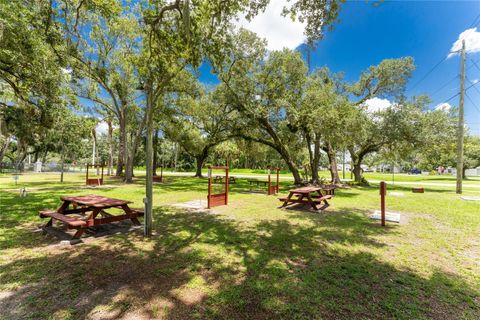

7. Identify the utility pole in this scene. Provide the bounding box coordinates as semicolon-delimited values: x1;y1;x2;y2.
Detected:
144;80;153;237
456;40;466;194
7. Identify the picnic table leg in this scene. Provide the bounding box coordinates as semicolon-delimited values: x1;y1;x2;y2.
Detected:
319;190;330;206
57;200;71;213
281;192;294;208
44;199;70;229
316;190;330;209
121;205;141;225
45;218;53;227
306;194;319;211
72;228;85;239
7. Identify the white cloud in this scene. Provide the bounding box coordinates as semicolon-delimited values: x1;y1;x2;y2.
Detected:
236;1;306;51
435;102;452;112
61;67;72;74
448;28;480;58
363;97;391;113
96;121;109;135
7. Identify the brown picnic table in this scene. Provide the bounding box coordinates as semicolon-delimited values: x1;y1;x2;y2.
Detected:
279;186;333;211
39;194;143;240
214;175;236;184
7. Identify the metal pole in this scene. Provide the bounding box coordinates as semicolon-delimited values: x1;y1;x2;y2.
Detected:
456;40;466;194
380;181;386;227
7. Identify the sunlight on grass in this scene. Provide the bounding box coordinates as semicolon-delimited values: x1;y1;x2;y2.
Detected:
0;173;479;319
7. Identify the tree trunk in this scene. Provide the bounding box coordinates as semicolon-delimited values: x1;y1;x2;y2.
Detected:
352;162;363;183
107;119;113;176
15;142;27;172
124;157;134;183
33;150;39;163
41;149;48;163
349;147;364;183
91;127;100;175
289;162;302;184
173;142;178;171
60;151;65;183
0;136;11;164
305;132;316;183
153;129;159;176
325;144;341;184
194;147;209;178
124;114;146;183
311;136;321;184
116;114;126;176
462;167;467;180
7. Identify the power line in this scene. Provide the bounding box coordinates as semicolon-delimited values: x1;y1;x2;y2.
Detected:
429;58;480;100
439;78;480;104
430;75;458;97
466;76;480;96
469;58;480;74
409;56;448;91
412;12;480;94
465;92;480;114
469;13;480;28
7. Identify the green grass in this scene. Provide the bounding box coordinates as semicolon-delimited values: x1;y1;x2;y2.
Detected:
0;173;479;319
133;167;480;185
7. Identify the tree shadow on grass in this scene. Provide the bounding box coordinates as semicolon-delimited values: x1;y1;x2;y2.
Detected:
0;206;478;319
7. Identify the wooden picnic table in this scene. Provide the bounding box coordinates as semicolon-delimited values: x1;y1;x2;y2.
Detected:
278;186;332;211
214;175;236;184
247;179;269;187
39;194;143;240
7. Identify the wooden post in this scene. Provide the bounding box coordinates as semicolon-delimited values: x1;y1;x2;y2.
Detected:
380;181;386;227
86;164;89;185
207;167;212;209
225;161;229;205
276;167;280;194
100;164;104;185
267;168;272;195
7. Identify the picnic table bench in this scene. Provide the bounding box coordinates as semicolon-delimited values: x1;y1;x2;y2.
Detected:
279;186;332;211
39;194;143;240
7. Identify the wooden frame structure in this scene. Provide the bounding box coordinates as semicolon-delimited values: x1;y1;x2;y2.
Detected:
267;167;280;195
207;163;229;209
86;164;104;186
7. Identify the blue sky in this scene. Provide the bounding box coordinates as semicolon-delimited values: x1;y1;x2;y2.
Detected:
199;0;480;135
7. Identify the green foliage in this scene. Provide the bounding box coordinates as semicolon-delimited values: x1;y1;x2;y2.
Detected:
0;0;65;107
464;136;480;172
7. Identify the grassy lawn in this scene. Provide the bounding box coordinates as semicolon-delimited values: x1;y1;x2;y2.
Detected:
0;173;479;319
128;167;480;186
